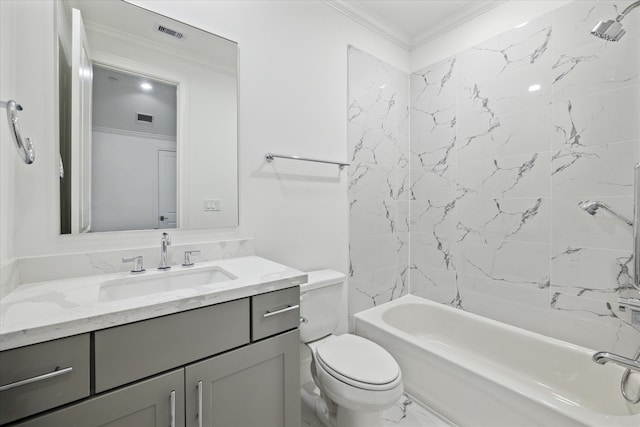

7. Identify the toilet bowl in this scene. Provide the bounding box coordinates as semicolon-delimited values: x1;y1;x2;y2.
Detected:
300;270;404;427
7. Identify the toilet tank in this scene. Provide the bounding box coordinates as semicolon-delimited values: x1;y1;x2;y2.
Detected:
299;270;345;343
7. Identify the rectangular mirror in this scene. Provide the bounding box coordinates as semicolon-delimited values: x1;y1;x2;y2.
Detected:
57;0;238;234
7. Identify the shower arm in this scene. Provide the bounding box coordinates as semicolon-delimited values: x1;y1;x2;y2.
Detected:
579;200;633;226
617;0;640;21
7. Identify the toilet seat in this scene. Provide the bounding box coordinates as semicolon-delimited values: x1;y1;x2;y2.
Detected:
315;334;401;391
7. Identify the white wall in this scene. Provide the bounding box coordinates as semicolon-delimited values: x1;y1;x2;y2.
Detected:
179;61;238;229
91;130;176;232
0;1;17;265
411;0;572;71
1;1;58;263
2;0;409;276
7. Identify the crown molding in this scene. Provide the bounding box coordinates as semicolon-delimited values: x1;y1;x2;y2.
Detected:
411;0;507;50
323;0;507;52
323;0;412;50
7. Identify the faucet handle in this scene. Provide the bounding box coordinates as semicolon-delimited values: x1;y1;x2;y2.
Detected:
122;256;145;274
182;250;201;267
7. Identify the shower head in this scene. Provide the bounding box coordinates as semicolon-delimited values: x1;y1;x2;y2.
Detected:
590;1;640;42
578;200;633;227
579;200;600;216
590;19;626;41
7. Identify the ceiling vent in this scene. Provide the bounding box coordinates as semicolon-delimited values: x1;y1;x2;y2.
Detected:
156;24;186;40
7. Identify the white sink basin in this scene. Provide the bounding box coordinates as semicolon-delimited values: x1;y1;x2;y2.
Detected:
98;267;236;301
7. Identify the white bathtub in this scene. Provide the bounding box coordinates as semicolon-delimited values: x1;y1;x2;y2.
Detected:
354;295;640;427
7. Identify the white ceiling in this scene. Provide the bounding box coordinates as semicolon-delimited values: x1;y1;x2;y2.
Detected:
324;0;506;50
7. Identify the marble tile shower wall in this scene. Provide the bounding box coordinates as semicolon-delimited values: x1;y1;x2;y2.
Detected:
410;0;640;354
347;46;410;320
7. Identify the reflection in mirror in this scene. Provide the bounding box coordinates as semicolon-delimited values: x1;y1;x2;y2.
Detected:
92;66;177;232
57;0;238;234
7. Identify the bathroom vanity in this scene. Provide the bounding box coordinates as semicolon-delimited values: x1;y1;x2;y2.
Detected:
0;256;304;427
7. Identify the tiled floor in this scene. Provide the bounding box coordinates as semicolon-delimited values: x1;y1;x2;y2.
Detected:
301;382;453;427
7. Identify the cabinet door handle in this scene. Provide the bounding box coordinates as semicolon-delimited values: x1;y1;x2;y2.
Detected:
0;366;73;392
170;390;176;427
197;381;203;427
263;304;299;318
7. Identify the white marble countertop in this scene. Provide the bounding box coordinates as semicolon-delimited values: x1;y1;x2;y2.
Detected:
0;256;307;351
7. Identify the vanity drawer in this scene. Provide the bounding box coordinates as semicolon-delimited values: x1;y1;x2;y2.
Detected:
0;334;90;425
252;286;300;341
94;298;250;393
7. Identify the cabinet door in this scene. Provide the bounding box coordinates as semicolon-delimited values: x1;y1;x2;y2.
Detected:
15;369;185;427
185;330;300;427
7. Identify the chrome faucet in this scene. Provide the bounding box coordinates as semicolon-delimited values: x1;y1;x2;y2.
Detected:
158;232;171;270
593;349;640;403
592;351;640;372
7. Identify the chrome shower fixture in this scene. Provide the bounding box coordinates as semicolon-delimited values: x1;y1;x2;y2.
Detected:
591;0;640;41
592;19;626;41
578;200;633;227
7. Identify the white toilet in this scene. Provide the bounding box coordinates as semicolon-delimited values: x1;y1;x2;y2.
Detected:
300;270;403;427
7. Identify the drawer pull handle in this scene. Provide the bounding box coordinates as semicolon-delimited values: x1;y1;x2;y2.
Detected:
197;380;203;427
263;304;299;318
0;366;73;392
170;390;176;427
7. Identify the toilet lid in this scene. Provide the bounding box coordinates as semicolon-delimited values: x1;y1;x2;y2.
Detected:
315;334;400;386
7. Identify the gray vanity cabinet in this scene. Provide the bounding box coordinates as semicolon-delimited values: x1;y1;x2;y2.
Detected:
15;369;185;427
3;286;300;427
185;329;300;427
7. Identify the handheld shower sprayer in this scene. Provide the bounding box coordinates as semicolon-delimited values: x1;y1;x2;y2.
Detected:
578;200;633;227
578;164;640;291
590;0;640;41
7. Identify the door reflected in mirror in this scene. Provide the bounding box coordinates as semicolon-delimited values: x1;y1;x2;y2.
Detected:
57;0;238;234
